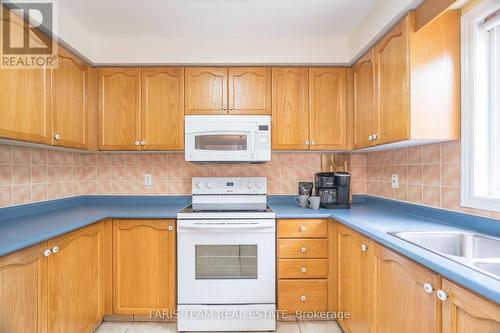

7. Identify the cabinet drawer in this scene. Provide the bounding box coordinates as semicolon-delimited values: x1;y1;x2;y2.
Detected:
278;219;327;238
278;239;328;259
278;279;328;312
278;259;328;279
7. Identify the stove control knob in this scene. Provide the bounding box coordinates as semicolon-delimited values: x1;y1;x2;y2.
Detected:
255;181;263;189
247;182;254;188
196;181;203;189
206;181;213;189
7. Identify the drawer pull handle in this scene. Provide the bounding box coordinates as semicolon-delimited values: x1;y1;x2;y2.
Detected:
300;226;306;232
361;244;368;252
423;283;434;294
43;249;51;257
301;267;307;273
168;226;173;231
52;246;59;254
301;247;307;253
437;290;448;301
300;296;306;302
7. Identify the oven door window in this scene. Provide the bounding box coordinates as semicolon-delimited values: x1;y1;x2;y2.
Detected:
194;134;248;151
195;244;257;279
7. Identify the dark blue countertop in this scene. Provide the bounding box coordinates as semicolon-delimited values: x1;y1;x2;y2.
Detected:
0;194;499;304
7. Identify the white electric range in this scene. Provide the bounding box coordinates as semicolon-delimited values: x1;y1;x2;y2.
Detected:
176;177;276;332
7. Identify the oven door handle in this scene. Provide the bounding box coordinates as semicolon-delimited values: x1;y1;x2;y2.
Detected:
178;223;274;231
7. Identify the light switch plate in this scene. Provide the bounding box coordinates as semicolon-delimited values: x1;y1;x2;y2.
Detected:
391;174;399;189
144;173;153;186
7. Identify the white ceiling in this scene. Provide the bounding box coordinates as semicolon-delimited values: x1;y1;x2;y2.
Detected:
58;0;377;39
54;0;425;64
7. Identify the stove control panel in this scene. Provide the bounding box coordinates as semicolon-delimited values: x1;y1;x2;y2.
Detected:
192;177;267;195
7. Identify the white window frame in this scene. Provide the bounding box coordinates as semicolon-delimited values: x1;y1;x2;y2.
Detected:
461;0;500;213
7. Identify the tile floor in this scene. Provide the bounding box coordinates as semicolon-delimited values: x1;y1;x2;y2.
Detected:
93;320;344;333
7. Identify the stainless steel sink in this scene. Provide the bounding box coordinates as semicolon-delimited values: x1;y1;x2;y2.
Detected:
389;230;500;280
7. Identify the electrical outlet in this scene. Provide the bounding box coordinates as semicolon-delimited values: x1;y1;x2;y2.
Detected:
391;174;399;189
144;173;153;186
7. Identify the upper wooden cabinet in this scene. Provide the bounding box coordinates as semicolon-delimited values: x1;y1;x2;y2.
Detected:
272;67;348;150
52;48;88;149
353;50;377;149
185;67;271;115
353;11;460;148
441;278;500;332
335;224;374;333
272;68;310;150
0;243;48;333
98;68;142;150
374;244;441;333
99;67;184;151
47;222;105;333
141;68;184;150
112;219;176;314
228;67;271;114
309;68;347;150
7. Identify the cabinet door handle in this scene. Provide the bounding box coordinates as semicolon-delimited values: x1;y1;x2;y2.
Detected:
300;295;306;302
168;225;173;231
300;226;306;232
51;246;59;254
140;140;146;146
43;249;51;257
223;105;228;110
229;105;234;110
305;140;310;146
423;283;434;294
372;134;378;140
437;290;448;301
311;140;316;146
300;247;307;253
134;141;140;146
368;135;373;141
54;133;61;140
361;244;368;252
301;267;307;273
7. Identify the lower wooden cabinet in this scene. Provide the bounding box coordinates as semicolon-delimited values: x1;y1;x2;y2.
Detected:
0;243;48;333
47;222;105;333
335;224;375;333
112;219;176;314
441;278;500;332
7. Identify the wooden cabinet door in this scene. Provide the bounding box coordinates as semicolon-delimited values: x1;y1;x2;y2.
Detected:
228;67;271;114
375;245;440;333
98;68;141;150
272;68;309;150
441;278;500;333
185;67;227;114
142;68;184;150
309;68;347;150
52;48;88;149
353;49;378;148
0;8;51;144
0;243;48;333
375;17;411;145
336;224;374;333
48;223;105;333
113;219;176;314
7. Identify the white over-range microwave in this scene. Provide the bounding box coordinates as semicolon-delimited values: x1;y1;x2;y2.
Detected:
184;115;271;163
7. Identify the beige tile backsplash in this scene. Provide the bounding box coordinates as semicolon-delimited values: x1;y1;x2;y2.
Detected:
0;144;324;207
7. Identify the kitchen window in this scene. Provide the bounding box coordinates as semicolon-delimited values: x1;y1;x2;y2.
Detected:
462;0;500;212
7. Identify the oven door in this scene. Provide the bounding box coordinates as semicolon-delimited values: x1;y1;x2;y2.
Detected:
177;219;276;304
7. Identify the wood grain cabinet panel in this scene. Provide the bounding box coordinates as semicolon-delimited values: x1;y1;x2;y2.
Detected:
185;67;227;114
52;48;88;149
272;67;309;150
98;68;141;150
113;219;176;314
141;68;184;150
278;219;328;238
352;49;378;149
441;278;500;333
47;222;105;333
278;279;328;312
0;243;48;333
335;224;375;333
278;239;328;259
375;16;411;145
278;259;328;279
374;244;441;333
309;68;347;150
228;67;271;114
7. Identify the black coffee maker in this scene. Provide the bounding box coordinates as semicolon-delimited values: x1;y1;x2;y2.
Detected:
314;172;351;209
